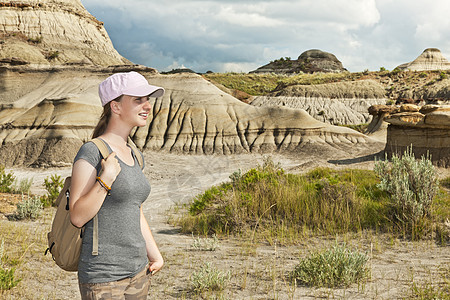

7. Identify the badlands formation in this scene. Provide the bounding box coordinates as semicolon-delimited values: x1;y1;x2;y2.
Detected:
0;0;383;168
251;49;347;74
397;48;450;71
0;0;129;66
0;0;449;169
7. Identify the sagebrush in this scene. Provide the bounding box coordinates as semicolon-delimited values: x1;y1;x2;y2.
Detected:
191;262;230;293
291;242;370;288
10;196;43;220
374;147;439;238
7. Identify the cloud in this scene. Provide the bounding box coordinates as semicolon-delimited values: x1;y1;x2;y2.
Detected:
82;0;450;73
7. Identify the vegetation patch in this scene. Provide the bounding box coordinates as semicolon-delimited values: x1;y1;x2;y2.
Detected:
191;262;230;294
290;242;370;288
176;151;448;244
175;158;394;243
374;148;440;240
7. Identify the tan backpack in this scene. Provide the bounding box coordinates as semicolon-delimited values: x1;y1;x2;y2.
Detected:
45;138;143;271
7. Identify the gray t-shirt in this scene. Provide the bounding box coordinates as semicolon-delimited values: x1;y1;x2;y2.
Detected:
74;140;151;284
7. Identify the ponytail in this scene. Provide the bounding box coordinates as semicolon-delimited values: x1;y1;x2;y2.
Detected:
91;96;122;138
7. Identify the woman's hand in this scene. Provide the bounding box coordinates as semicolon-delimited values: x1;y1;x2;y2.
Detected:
99;152;121;186
148;258;164;275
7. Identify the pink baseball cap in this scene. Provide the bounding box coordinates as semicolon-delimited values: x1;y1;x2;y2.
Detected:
98;71;165;106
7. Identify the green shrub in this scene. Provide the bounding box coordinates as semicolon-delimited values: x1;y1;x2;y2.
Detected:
46;51;59;60
10;196;43;220
0;267;21;290
0;165;15;193
27;36;42;44
41;174;64;207
291;242;370;288
390;67;402;76
0;240;21;291
419;72;428;78
191;262;230;292
374;148;439;235
439;71;447;80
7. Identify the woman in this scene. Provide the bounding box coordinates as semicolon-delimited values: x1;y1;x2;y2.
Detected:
69;71;164;299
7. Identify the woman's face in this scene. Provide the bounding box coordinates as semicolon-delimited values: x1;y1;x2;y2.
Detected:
113;95;152;127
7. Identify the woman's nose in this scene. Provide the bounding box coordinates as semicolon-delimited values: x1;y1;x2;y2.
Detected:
143;100;151;110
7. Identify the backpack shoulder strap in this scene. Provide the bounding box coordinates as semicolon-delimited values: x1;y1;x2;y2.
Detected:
91;138;110;159
127;136;144;169
83;138;110;257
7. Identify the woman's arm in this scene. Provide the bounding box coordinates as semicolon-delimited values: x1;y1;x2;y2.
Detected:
140;206;164;274
69;152;120;227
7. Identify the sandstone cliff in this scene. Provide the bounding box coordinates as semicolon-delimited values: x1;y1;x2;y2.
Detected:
0;0;129;66
368;104;450;167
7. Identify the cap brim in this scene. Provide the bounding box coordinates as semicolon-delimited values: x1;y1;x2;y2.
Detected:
123;84;165;98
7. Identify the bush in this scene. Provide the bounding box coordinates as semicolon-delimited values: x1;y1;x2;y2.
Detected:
374;148;439;232
10;196;43;220
291;242;370;288
0;240;21;291
41;174;64;207
191;262;230;292
0;165;15;193
0;267;21;290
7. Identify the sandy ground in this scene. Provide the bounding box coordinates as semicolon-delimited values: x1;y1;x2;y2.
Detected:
1;145;449;299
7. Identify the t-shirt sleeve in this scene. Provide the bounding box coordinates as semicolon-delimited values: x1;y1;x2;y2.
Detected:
73;141;103;173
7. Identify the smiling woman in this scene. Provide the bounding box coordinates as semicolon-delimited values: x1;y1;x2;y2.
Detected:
69;71;165;299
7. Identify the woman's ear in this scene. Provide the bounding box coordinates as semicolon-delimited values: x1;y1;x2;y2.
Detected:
110;101;121;115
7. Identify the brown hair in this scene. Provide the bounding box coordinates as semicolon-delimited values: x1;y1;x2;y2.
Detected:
91;96;122;138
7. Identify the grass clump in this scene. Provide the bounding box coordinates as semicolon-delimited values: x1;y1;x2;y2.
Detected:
338;123;369;133
291;242;370;288
191;262;230;293
190;234;219;251
407;266;450;300
374;147;439;239
203;73;282;95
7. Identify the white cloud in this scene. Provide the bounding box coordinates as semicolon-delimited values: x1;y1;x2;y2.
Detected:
81;0;450;73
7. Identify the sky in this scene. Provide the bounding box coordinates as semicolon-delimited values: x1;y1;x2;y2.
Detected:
81;0;450;74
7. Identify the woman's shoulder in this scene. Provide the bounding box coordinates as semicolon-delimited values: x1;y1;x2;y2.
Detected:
74;141;102;167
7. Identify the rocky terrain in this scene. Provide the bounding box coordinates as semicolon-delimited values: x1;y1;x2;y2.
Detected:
0;0;129;66
251;80;387;126
0;65;383;167
250;49;347;74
